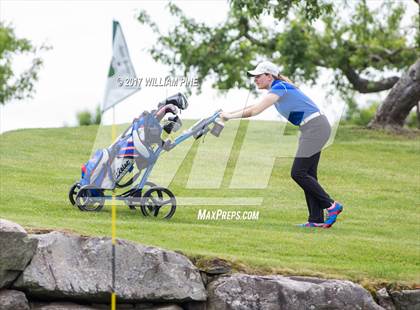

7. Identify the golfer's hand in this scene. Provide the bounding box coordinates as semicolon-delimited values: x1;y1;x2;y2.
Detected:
220;112;230;122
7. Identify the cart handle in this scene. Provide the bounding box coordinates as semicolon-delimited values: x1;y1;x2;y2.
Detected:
172;110;222;146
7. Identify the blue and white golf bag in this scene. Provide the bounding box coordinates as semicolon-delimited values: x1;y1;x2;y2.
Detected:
80;111;163;190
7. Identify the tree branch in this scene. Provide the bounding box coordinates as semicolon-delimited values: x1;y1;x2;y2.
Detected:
237;16;276;50
343;67;400;93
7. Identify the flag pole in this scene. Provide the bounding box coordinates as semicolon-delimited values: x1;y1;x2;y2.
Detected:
111;106;117;309
102;21;138;307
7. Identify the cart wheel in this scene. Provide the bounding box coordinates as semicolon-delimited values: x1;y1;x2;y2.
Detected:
69;182;81;206
140;187;176;219
128;181;158;210
75;185;105;212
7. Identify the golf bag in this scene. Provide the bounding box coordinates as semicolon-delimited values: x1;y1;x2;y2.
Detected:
80;111;163;190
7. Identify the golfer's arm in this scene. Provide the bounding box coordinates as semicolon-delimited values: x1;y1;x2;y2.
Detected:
228;94;279;119
229;104;256;115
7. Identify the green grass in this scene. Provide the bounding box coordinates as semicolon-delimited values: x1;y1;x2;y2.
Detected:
1;122;419;287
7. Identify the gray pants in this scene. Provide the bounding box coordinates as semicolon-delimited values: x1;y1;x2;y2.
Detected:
292;115;333;223
296;115;331;158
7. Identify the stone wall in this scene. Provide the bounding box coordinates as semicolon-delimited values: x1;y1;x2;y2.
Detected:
1;219;419;310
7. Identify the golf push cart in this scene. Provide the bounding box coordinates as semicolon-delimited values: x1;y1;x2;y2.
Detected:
68;93;224;219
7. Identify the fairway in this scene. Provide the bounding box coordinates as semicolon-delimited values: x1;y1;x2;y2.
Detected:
0;121;419;286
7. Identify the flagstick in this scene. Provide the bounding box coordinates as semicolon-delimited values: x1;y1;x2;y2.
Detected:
111;106;117;310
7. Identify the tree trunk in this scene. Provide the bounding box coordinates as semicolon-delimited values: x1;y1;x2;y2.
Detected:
368;58;420;130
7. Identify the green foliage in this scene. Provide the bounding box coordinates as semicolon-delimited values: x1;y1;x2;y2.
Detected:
94;105;102;125
406;110;419;129
0;22;49;105
76;105;102;126
342;92;359;121
138;0;418;99
229;0;333;22
76;110;93;126
312;1;418;96
350;101;379;126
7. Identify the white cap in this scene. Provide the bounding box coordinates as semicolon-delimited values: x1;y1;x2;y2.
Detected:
247;61;279;77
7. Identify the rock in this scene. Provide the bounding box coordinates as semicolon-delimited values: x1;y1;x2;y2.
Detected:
0;289;29;310
199;272;209;286
30;302;99;310
390;289;420;310
206;274;384;310
13;232;206;303
90;304;135;310
31;302;102;310
135;305;182;310
376;288;396;310
0;219;38;288
182;301;207;310
153;306;183;310
91;303;183;310
92;304;183;310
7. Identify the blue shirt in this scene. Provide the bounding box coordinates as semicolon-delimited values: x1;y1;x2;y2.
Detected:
269;79;319;126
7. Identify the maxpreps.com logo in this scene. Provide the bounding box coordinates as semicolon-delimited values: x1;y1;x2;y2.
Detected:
197;209;259;221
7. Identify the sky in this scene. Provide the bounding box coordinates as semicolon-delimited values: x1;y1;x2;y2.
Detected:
0;0;416;133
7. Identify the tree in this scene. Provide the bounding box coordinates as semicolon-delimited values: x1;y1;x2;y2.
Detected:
76;110;93;126
94;105;102;125
76;105;102;126
137;0;332;92
0;22;49;105
138;0;419;129
369;59;420;129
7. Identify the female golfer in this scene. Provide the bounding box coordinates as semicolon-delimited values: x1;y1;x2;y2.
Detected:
220;61;343;228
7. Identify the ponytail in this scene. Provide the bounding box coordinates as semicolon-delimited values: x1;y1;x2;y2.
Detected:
274;74;294;84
